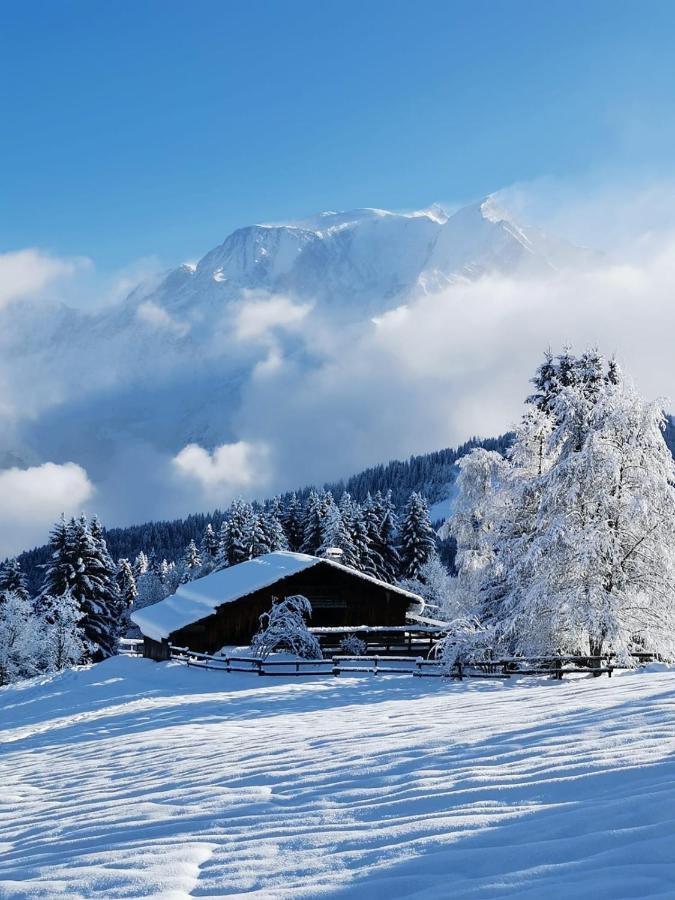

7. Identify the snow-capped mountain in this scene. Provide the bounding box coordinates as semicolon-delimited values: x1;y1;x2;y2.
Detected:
144;196;593;320
0;195;596;527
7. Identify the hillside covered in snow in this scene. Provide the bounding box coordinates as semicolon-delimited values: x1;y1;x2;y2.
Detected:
2;658;674;898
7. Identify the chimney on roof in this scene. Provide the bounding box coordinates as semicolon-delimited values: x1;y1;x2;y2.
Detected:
322;547;344;562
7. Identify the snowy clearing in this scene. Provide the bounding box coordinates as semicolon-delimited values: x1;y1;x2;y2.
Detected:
2;659;675;898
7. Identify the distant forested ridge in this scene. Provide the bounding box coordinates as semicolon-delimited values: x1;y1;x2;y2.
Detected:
15;435;512;594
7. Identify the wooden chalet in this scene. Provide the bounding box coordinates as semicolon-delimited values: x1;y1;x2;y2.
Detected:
131;550;423;660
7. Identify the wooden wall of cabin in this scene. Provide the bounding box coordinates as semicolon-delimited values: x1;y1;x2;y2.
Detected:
169;562;413;654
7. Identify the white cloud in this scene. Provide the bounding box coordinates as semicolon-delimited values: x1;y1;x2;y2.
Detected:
0;462;94;557
0;249;84;309
172;441;272;501
136;300;190;337
235;294;311;340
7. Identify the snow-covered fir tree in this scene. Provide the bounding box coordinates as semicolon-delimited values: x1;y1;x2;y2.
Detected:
217;499;255;567
283;493;305;552
259;506;288;553
371;490;400;583
301;490;333;555
41;515;121;661
399;492;437;579
181;540;202;582
200;524;219;563
318;502;358;566
0;558;30;604
115;558;138;610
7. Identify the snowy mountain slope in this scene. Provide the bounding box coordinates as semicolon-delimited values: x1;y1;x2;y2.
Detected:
1;658;674;898
0;196;597;533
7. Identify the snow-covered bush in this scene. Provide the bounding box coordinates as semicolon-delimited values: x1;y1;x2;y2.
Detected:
399;555;458;620
433;617;495;673
251;595;322;660
339;635;367;656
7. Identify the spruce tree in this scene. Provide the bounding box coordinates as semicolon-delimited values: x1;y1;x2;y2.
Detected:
399;492;437;579
115;558;138;610
181;540;202;582
0;558;30;604
200;523;219;561
283;493;305;552
67;515;120;660
318;503;358;567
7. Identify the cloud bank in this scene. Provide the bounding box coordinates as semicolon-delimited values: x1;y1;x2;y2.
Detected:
5;176;675;557
0;462;94;557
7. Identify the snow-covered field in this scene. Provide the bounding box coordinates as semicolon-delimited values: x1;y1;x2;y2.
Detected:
2;659;675;899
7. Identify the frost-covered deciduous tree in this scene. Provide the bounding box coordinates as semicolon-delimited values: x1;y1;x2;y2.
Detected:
40;590;90;672
503;378;675;660
251;595;322;659
0;592;37;685
399;555;456;619
443;349;675;663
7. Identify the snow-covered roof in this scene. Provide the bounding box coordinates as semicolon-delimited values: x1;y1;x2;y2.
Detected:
131;551;423;642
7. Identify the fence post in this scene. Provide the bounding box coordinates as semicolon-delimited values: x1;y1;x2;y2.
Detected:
456;661;463;681
332;655;340;677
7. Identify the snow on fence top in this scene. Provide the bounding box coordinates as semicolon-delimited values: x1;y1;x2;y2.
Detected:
131;550;423;642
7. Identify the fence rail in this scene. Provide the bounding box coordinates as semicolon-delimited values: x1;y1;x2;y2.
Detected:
164;644;656;680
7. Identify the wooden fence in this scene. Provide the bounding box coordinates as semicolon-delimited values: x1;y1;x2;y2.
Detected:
162;644;656;680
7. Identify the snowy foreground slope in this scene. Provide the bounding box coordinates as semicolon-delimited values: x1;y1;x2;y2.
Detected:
2;660;675;899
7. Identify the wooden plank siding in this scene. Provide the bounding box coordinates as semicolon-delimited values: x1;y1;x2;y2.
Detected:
143;561;413;658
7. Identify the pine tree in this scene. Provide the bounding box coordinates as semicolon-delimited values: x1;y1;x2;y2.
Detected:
349;503;374;574
218;499;255;566
259;506;288;552
250;515;271;558
376;490;401;583
318;503;358;566
133;551;149;578
399;492;437;579
41;515;75;599
66;515;121;661
283;493;305;552
361;493;386;579
181;540;202;582
115;558;138;610
200;523;219;561
301;490;333;555
0;558;30;604
527;348;558;414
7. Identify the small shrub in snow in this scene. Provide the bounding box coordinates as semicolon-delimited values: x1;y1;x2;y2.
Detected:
251;595;322;660
434;617;494;673
339;635;367;656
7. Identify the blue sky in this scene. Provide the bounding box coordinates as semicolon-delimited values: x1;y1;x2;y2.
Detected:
3;0;675;269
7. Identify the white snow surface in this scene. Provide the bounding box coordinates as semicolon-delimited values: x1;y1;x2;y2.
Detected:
131;551;422;642
2;658;675;898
